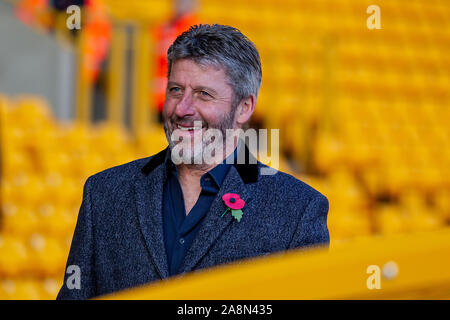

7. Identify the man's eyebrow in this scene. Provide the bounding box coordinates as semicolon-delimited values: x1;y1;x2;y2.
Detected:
168;81;219;95
193;86;218;96
167;81;183;88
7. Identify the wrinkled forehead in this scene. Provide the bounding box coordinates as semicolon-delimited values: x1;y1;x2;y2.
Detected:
169;56;224;77
169;58;234;93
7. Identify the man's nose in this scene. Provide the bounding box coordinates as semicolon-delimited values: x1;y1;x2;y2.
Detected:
174;92;196;118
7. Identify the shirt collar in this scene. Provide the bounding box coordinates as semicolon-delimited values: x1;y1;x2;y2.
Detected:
142;139;258;184
205;147;237;189
165;144;239;191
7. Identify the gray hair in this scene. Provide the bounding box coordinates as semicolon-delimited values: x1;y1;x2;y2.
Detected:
167;24;262;108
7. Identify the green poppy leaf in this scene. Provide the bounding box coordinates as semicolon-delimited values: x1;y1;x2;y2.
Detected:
231;209;243;222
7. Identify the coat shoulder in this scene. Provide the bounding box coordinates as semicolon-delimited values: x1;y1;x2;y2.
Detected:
256;162;327;203
86;155;154;187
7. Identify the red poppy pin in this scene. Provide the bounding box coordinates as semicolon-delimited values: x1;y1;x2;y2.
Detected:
221;193;245;222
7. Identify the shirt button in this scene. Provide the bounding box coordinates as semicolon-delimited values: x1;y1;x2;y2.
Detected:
179;238;185;245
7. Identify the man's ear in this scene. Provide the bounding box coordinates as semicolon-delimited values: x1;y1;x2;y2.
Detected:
235;94;256;126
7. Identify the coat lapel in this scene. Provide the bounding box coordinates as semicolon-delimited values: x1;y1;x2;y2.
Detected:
178;165;254;273
134;150;170;279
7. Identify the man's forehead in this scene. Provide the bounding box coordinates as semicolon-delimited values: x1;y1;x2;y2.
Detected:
174;57;221;70
169;58;227;82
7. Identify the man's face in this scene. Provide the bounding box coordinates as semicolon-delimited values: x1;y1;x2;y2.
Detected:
162;58;237;163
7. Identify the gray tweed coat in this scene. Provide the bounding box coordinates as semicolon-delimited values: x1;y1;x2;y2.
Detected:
56;145;329;299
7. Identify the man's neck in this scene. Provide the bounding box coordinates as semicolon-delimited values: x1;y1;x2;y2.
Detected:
175;160;219;216
175;142;238;215
176;163;213;183
175;140;238;182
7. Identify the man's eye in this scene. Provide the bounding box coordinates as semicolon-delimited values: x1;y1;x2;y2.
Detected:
169;87;181;93
199;91;211;98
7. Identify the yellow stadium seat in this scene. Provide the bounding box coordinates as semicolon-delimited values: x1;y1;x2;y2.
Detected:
0;235;30;277
27;234;67;277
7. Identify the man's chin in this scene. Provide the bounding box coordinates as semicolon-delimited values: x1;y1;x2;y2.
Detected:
167;142;204;165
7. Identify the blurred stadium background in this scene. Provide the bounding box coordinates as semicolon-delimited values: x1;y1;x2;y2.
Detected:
0;0;449;299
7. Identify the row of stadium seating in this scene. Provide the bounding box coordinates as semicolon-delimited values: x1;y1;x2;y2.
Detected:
0;95;168;299
0;277;60;300
196;0;450;244
1;0;449;299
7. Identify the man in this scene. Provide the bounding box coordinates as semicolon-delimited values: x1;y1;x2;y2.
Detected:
57;24;329;300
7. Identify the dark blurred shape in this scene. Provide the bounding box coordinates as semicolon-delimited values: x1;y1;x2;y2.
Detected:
152;0;199;121
50;0;84;11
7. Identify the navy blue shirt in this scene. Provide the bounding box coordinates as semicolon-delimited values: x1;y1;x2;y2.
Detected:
162;149;237;276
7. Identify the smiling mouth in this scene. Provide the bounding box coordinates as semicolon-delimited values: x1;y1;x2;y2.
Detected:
176;123;208;131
